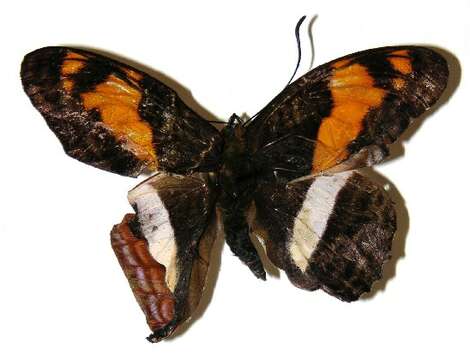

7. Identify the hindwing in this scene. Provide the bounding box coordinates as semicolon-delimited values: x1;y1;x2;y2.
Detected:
253;171;396;301
111;172;218;342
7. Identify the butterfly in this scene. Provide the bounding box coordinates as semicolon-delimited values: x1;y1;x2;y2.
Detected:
21;42;448;342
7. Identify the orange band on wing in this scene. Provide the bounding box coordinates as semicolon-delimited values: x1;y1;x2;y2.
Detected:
61;51;87;75
81;75;157;169
63;79;74;92
333;58;352;69
392;77;406;90
60;51;88;91
121;67;144;82
313;63;386;172
389;50;412;75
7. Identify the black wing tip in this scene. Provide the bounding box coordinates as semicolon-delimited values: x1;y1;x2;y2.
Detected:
21;46;91;79
391;46;449;91
20;47;67;85
22;46;67;66
409;47;450;111
412;45;449;75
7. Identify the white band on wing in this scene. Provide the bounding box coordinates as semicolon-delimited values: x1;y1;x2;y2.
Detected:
128;183;179;292
290;172;352;272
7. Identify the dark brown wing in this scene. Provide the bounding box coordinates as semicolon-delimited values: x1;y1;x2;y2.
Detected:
252;171;396;301
21;47;223;177
111;172;218;342
246;46;448;180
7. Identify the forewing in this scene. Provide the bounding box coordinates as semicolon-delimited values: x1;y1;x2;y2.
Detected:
21;47;223;177
246;46;448;180
253;171;396;301
111;172;218;342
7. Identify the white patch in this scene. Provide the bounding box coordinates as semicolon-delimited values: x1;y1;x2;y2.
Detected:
128;183;179;291
289;172;352;272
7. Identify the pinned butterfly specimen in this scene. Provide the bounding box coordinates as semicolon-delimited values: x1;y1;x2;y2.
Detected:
21;39;448;342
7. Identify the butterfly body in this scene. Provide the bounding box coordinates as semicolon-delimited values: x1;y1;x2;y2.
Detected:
21;45;448;342
219;115;267;279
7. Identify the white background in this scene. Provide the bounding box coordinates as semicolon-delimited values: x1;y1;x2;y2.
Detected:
1;0;469;358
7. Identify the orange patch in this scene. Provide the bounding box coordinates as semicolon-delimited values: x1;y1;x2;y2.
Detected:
333;59;351;69
65;51;87;60
61;52;88;92
390;50;409;56
121;67;143;82
63;79;74;92
313;64;386;173
393;78;406;89
81;75;157;168
61;60;85;75
61;52;87;76
388;50;412;75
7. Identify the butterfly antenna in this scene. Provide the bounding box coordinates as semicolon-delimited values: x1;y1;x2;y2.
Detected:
308;15;318;69
244;16;307;127
286;15;306;87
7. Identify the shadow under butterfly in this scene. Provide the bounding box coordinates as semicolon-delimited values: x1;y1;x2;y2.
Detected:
20;17;453;342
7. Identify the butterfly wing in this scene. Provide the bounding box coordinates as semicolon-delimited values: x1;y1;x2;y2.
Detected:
253;171;395;301
111;172;218;342
246;46;448;180
21;47;223;177
247;46;448;299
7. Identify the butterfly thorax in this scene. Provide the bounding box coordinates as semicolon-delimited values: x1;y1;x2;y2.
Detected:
219;117;254;208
